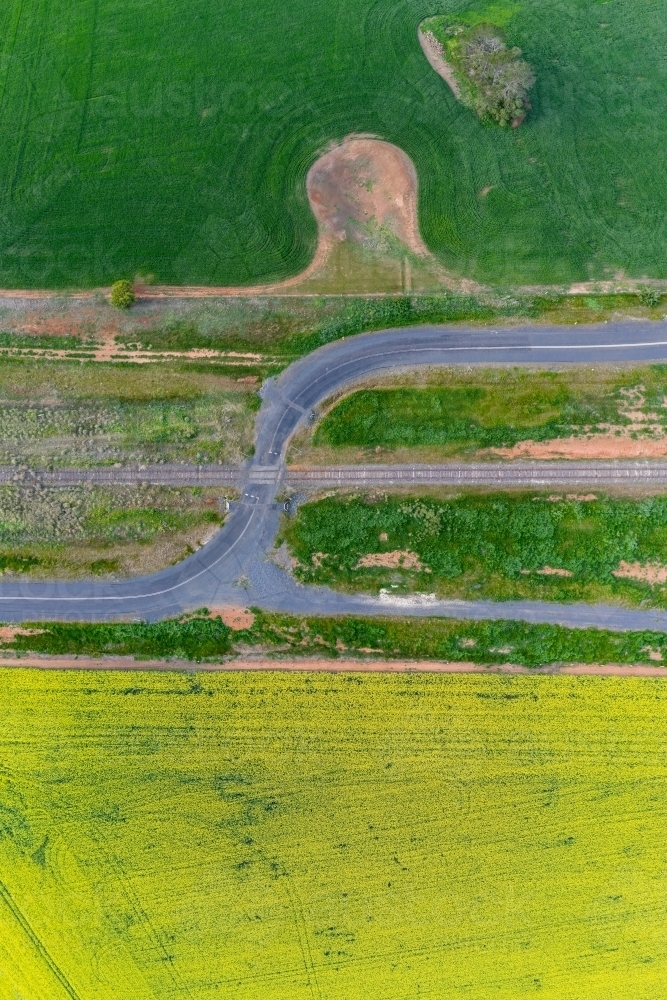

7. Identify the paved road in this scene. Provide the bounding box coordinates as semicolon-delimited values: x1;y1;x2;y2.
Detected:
4;321;667;629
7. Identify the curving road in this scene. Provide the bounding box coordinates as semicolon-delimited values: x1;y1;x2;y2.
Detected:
4;321;667;630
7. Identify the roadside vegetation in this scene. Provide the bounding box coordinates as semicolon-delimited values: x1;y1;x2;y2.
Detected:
239;610;667;666
279;491;667;608
5;608;667;666
307;364;667;461
1;291;667;373
110;279;135;309
114;292;667;358
0;358;257;466
0;485;224;579
114;295;528;355
421;16;535;126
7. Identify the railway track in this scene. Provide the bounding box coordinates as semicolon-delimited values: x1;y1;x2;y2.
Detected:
286;462;667;487
0;464;241;487
5;461;667;490
5;321;667;626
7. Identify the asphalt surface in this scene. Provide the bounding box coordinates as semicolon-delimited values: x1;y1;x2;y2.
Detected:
4;320;667;629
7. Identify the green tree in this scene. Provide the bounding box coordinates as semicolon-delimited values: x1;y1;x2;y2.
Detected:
110;279;135;309
461;26;535;126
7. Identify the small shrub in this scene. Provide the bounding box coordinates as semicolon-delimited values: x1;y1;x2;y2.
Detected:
110;279;135;309
638;286;661;308
89;558;120;575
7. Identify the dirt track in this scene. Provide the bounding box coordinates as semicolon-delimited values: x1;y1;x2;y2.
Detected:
418;27;462;99
0;655;665;675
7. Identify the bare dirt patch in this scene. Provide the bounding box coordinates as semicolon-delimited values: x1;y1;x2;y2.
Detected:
642;645;663;661
0;626;43;643
418;29;462;99
2;656;666;675
612;561;667;585
355;549;428;570
534;494;597;503
270;541;300;572
210;607;255;630
486;435;667;461
306;137;430;258
535;566;573;577
486;383;667;461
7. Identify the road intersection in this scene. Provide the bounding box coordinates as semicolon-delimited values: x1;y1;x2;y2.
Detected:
3;320;667;629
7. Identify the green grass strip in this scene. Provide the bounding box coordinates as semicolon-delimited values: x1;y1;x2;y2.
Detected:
1;609;666;667
281;492;667;607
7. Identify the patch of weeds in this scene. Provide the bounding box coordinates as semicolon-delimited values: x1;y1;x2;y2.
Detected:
313;366;654;454
4;608;667;666
89;558;121;575
0;485;224;579
235;610;667;667
279;491;667;608
0;613;233;660
0;553;40;573
638;286;662;308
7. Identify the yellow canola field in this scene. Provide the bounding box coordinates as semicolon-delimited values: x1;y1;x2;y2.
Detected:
0;670;666;1000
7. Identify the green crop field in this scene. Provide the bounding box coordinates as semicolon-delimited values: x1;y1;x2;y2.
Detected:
1;0;667;287
281;491;667;606
1;669;666;999
312;364;667;459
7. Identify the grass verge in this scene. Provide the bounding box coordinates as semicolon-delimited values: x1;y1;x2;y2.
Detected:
115;292;667;358
2;609;667;667
2;292;666;373
0;358;257;466
310;364;667;459
0;485;225;579
279;491;667;608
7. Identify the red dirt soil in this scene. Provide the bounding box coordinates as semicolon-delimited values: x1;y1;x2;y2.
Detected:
0;656;665;675
485;434;667;461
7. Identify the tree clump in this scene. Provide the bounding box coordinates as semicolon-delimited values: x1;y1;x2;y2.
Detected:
421;18;535;127
110;279;135;309
457;25;535;126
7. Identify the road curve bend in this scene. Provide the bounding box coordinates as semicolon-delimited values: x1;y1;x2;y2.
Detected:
4;321;667;630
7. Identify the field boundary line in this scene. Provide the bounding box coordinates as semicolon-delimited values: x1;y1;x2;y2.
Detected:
0;656;666;675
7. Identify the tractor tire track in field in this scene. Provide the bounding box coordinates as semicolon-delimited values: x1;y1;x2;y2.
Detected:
0;877;83;1000
3;322;667;628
